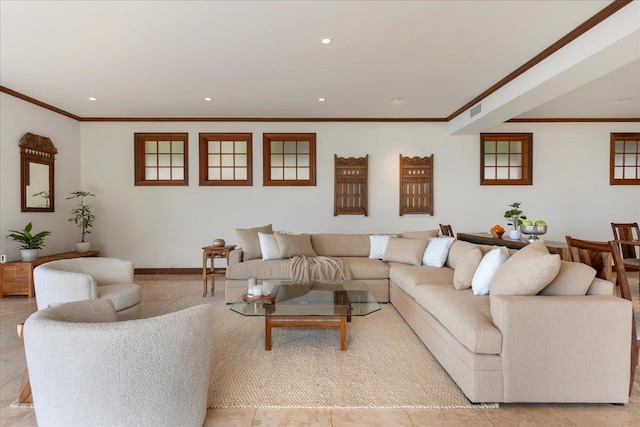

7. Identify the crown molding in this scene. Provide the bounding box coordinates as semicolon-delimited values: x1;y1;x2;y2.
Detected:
0;85;80;120
2;85;635;123
78;117;447;122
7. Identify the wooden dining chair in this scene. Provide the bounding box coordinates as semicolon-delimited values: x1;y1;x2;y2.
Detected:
565;235;637;396
611;223;640;271
565;236;614;281
439;224;454;237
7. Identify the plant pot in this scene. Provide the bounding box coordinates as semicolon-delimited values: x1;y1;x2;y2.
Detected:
75;242;90;253
508;229;521;241
20;249;38;262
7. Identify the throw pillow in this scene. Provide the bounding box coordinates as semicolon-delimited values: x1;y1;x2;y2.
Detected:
258;232;281;261
369;235;391;259
453;247;483;290
402;229;439;239
274;232;317;258
538;260;596;296
490;240;561;297
382;236;429;266
445;240;481;270
235;224;273;261
471;247;510;295
422;237;455;267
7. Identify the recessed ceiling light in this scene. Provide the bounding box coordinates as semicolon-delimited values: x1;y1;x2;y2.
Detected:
318;98;326;102
204;97;212;101
88;97;96;101
321;38;332;45
617;97;632;103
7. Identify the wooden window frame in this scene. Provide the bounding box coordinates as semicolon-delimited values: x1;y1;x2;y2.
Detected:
610;133;640;185
134;133;188;186
199;133;253;186
480;133;532;186
263;133;316;186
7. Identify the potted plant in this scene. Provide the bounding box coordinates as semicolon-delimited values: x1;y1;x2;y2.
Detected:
7;222;51;261
503;201;527;240
67;190;95;253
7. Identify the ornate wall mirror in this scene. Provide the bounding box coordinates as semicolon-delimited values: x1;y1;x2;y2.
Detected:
20;132;57;212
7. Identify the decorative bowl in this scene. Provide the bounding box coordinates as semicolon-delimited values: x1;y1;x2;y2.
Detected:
490;230;505;239
212;238;226;247
520;225;547;243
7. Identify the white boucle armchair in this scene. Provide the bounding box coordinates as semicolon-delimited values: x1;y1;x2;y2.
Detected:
23;298;215;427
33;257;142;320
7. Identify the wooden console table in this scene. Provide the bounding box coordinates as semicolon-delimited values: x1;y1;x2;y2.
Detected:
457;232;571;261
0;250;100;298
202;245;236;297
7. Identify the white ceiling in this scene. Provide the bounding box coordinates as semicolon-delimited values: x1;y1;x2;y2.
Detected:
1;0;639;124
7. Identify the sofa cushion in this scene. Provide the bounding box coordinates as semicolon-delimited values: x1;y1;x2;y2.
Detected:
422;237;455;267
236;224;273;261
471;247;509;295
226;259;292;280
383;237;429;266
311;234;370;257
490;240;561;297
539;260;596;296
453;247;483;290
274;232;317;258
389;263;454;298
445;240;481;270
415;285;502;355
369;235;391;259
258;232;281;260
402;229;439;239
340;257;389;279
97;284;142;312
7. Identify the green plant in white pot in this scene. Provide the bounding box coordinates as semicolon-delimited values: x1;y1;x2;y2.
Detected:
7;222;51;261
67;191;95;253
503;201;527;241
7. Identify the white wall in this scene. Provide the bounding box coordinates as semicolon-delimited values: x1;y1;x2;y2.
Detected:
79;120;640;268
0;93;81;261
1;93;637;267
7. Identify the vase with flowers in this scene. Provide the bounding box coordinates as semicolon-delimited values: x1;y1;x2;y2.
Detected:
504;201;527;240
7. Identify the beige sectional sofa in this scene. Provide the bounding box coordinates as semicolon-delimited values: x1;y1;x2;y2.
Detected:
225;229;633;404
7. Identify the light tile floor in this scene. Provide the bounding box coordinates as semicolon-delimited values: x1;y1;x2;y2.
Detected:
1;273;639;427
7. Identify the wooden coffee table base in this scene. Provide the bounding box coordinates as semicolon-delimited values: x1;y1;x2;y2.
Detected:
265;315;348;351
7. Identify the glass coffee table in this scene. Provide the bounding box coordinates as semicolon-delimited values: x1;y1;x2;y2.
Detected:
230;280;380;351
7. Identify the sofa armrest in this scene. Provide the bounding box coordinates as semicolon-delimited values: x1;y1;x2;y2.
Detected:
229;249;243;265
491;295;632;403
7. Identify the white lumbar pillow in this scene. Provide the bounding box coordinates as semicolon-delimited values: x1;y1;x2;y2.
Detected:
422;237;455;267
258;232;280;260
471;247;510;295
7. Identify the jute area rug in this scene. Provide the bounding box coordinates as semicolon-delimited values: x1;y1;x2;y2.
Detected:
179;296;498;409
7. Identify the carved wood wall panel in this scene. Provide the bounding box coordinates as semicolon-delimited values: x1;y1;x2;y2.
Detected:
334;154;368;216
399;154;433;216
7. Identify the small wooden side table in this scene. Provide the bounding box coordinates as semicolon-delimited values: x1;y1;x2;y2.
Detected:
202;245;236;296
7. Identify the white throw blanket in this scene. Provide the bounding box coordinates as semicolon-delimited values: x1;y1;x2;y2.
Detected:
290;256;352;283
